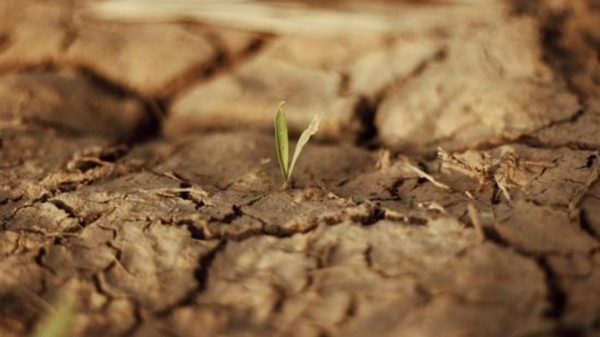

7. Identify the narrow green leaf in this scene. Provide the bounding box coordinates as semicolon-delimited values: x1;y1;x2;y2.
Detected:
288;114;321;182
274;102;289;184
32;291;76;337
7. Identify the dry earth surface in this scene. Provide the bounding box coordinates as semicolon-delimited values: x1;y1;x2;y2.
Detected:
1;0;600;336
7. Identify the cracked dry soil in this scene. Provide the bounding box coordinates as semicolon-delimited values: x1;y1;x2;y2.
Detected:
2;0;600;336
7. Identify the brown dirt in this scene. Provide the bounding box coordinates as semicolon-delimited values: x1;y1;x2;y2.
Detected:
1;0;600;336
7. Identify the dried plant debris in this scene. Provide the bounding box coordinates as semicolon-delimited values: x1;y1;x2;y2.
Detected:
436;146;598;205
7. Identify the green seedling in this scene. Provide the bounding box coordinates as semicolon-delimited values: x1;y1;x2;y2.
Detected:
31;290;76;337
275;102;321;188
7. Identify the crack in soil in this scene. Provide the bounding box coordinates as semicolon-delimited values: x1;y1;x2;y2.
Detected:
345;44;448;150
538;5;590;105
479;224;577;334
34;246;57;277
579;209;600;242
48;199;86;230
157;239;227;317
213;205;243;224
121;299;145;337
337;294;358;327
536;257;567;320
91;272;115;312
516;135;600;152
176;25;271;96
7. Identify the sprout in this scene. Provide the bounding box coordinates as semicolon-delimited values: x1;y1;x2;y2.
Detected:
274;102;321;188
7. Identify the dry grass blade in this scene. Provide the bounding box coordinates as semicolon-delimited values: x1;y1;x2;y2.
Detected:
402;160;451;190
88;0;502;37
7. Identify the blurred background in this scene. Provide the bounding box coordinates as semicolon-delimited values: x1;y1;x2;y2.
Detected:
0;0;598;151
